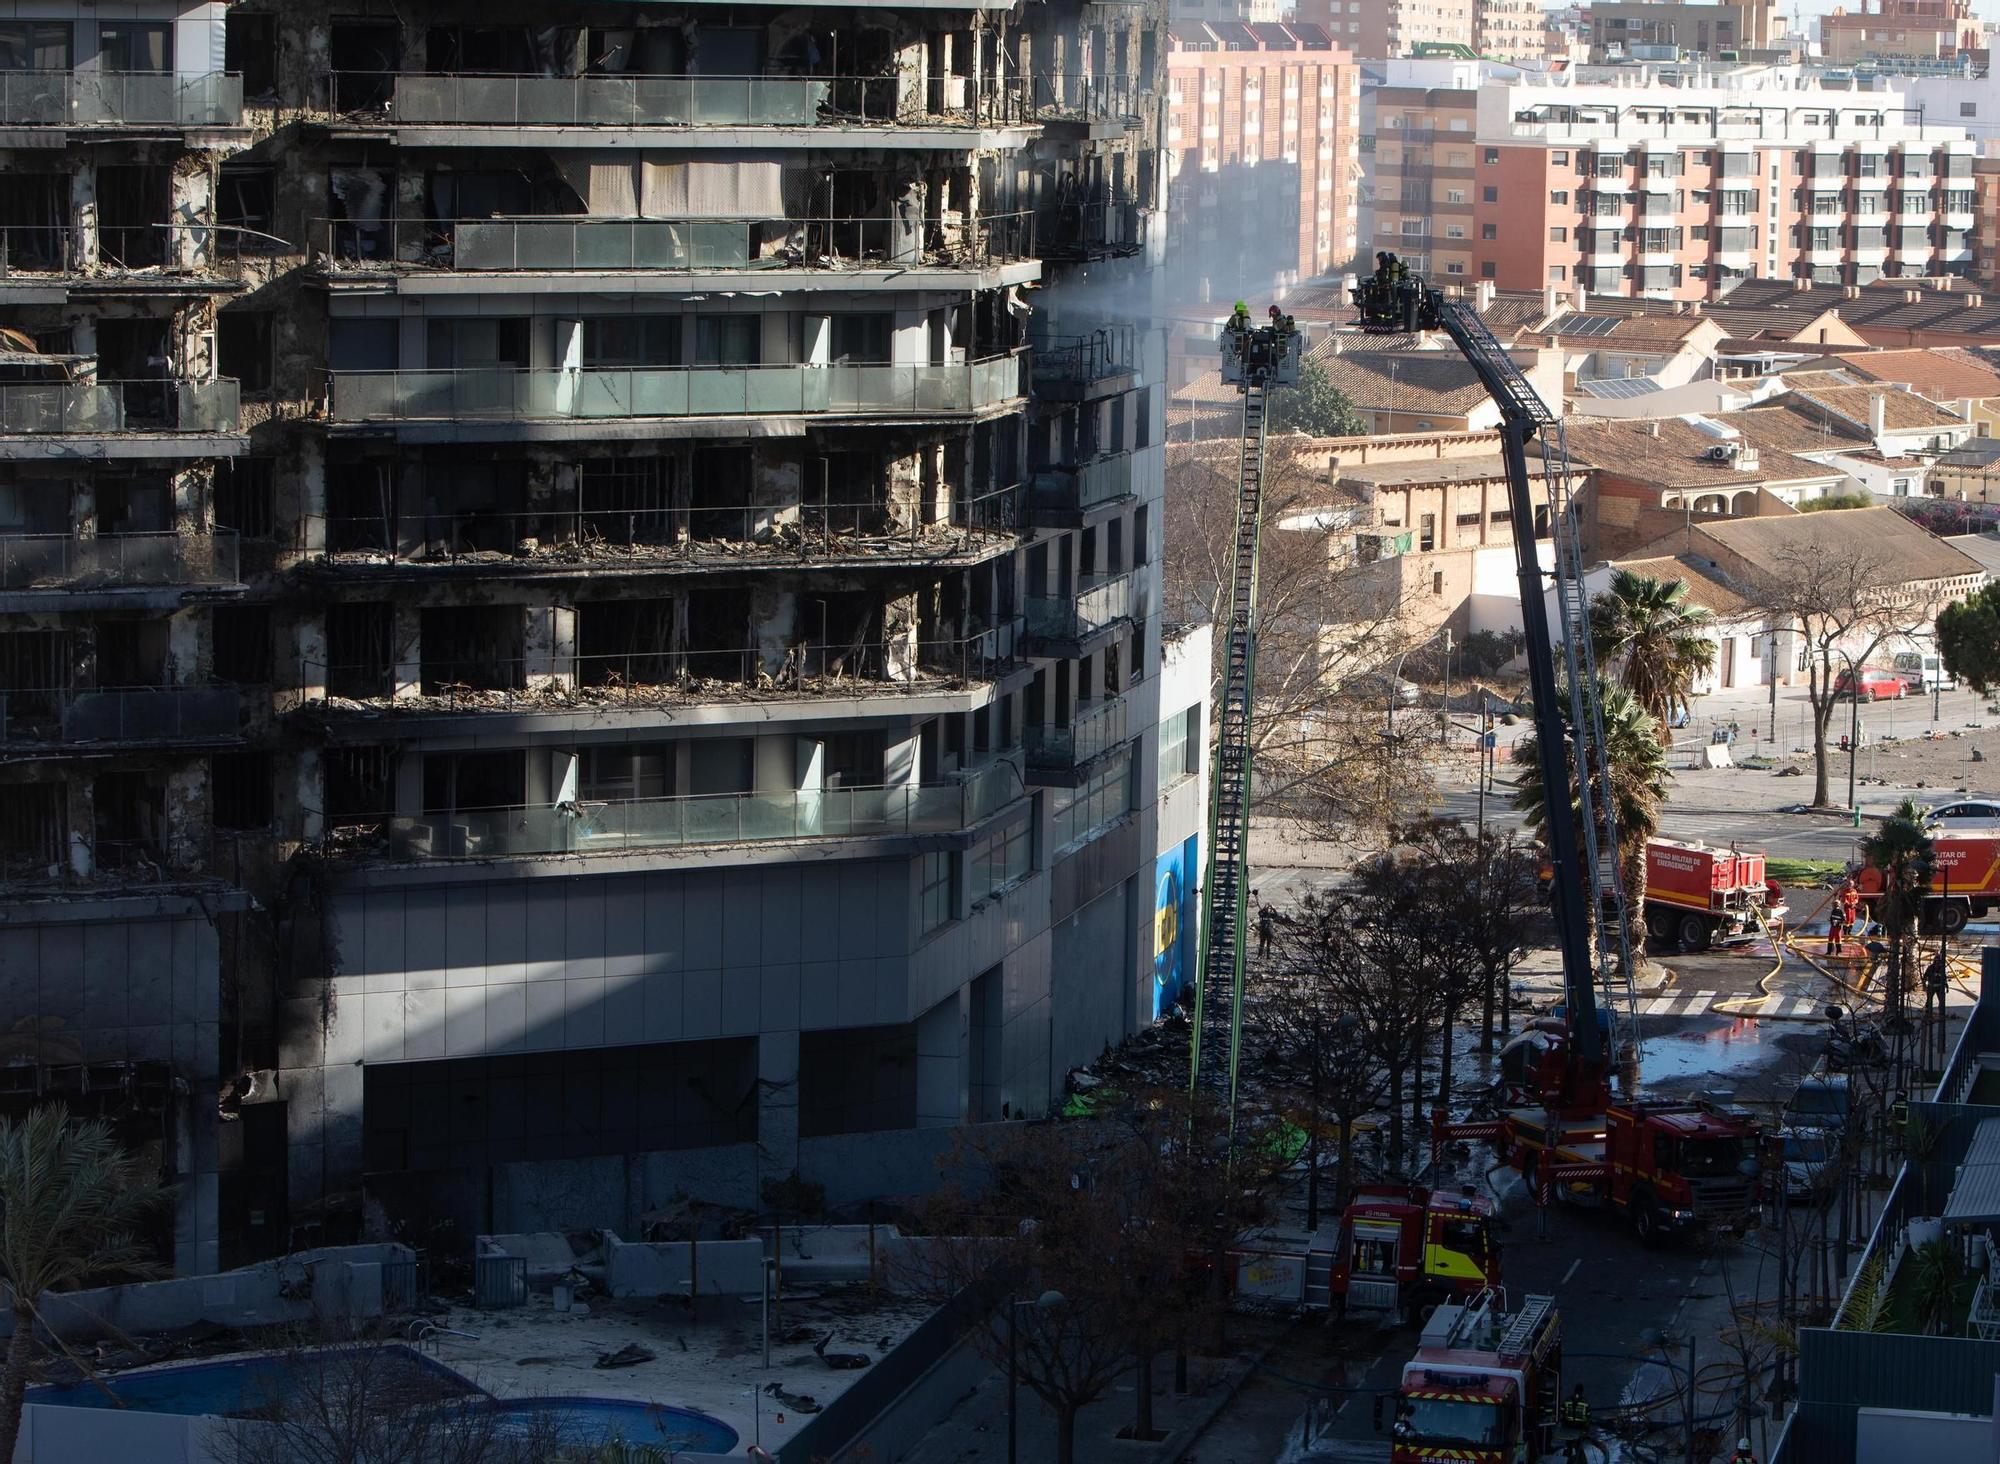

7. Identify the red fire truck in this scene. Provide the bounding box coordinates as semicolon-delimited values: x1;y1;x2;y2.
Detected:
1378;1290;1563;1462
1228;1184;1499;1321
1641;837;1785;951
1854;830;2000;936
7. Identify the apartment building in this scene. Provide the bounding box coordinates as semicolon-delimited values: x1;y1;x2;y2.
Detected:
1474;0;1549;63
0;0;1198;1272
1819;0;1982;64
1295;0;1473;62
1165;21;1362;302
1367;58;1509;285
1583;0;1786;61
1464;70;1976;300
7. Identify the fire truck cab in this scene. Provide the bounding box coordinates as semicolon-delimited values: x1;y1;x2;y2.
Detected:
1381;1290;1562;1463
1331;1183;1499;1318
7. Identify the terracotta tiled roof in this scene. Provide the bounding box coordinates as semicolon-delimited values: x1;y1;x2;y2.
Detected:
1561;415;1843;489
1838;348;2000;401
1644;506;1988;586
1783;383;1970;433
1313;350;1493;414
1714;279;2000;340
1606;554;1756;617
1717;404;1864;452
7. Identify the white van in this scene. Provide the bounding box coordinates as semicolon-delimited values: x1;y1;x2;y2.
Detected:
1892;650;1957;692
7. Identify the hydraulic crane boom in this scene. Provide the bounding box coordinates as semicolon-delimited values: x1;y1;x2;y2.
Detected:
1352;260;1636;1091
1188;310;1305;1131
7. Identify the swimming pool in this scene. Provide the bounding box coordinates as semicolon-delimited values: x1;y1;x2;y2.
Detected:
487;1397;739;1453
27;1349;740;1453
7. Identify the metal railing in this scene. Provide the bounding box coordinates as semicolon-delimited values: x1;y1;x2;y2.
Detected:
309;621;1026;709
0;685;240;744
317;211;1037;273
1030;327;1137;389
1027;74;1143;123
1026;694;1130;767
309;484;1021;562
0;531;240;590
326;71;1033;128
1030;451;1134;516
1027;564;1148;641
351;763;1026;863
0;70;242;127
324;355;1026;423
0;379;240;434
1039;199;1145;262
0;223;291;275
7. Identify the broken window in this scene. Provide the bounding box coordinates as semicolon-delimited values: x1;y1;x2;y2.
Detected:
688;446;756;541
0;631;65;733
808;451;888;537
0;172;68;270
0;781;65;878
96;165;170;269
326;602;392;699
95;619;168;687
94;317;170;402
328;168;392;260
586;26;684;75
798;1024;918;1137
420;750;524;815
224;12;276;99
419;605;524;693
578;743;673;802
211;606;272;685
425;25;536;74
683;588;751;681
329;21;397;113
218;311;274;395
211;752;273;831
216;166;276;244
0;22;72;71
577;599;678;688
324;745;392;827
579;457;672;547
98;22;170;71
96;473;172;535
93;769;165;870
215;458;275;541
414;459;528;555
584;317;681;369
425;169;533;221
325;459;392;553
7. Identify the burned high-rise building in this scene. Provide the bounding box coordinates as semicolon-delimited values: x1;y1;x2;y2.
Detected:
0;0;1203;1270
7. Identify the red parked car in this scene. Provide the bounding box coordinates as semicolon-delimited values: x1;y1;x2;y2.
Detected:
1834;666;1908;701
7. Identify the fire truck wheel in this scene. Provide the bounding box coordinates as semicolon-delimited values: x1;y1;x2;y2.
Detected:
1939;901;1970;936
1521;1152;1541;1202
1645;908;1673;942
1678;914;1713;952
1631;1190;1665;1247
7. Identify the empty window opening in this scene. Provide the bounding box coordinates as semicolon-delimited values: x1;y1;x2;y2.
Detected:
211;606;272;685
97;473;172;535
326;602;392;699
216;166;276;245
421;750;524;815
0;477;67;535
0;172;69;269
215;458;275;541
95;619;168;687
800;591;890;680
586;25;686;76
413;459;528;556
0;631;66;731
684;588;752;682
687;447;760;542
93;769;166;870
328;21;398;113
581;457;674;548
218;311;274;395
93;318;173;423
324;745;392;827
211;752;273;831
96;166;172;269
224;12;276;99
420;605;524;693
578;743;674;802
424;169;536;223
424;25;537;74
578;598;679;689
325;460;394;554
327;169;394;261
798;1024;918;1137
805;451;891;538
0;782;65;878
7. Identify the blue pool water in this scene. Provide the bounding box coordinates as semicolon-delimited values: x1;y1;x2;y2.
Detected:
28;1349;740;1452
488;1397;740;1453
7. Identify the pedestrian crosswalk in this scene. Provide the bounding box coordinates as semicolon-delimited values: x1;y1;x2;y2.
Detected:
1637;988;1826;1021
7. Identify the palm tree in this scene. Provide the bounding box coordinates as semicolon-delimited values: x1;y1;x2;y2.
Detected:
0;1107;169;1460
1512;679;1670;970
1588;570;1717;741
1860;798;1935;1069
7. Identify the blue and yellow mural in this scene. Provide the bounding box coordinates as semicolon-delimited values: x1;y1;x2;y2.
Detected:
1152;835;1199;1022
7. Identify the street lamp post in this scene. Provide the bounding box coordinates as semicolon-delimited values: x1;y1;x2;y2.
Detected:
1008;1290;1066;1464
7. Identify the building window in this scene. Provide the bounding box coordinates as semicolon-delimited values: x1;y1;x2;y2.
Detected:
1552;150;1569;165
1419;512;1436;551
1158;706;1197;794
214;458;274;540
1482;186;1499;203
1550;226;1568;242
1484;148;1500;164
218;311;273;395
1445;224;1466;239
211;753;274;832
1550;190;1570;205
1549;265;1568;281
1432;570;1444;595
918;850;955;934
1963;102;1978;118
1446;188;1466;204
1446;261;1466;274
970;812;1033;903
1448;151;1467;166
1052;747;1133;854
1481;223;1497;240
1481;260;1497;278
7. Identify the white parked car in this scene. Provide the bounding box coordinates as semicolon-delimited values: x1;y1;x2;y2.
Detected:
1893;650;1957;692
1925;798;2000;831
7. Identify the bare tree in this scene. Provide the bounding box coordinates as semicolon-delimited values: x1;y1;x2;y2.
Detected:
1742;534;1946;809
1162;440;1434;837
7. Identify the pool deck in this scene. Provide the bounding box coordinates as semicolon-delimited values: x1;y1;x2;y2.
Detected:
425;1282;934;1454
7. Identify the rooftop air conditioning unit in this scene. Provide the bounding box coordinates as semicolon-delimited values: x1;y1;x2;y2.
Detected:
1705;442;1741;462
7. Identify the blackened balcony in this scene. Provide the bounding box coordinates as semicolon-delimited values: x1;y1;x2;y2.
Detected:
1038;197;1145;264
0;379;241;435
0;531;240;596
1025;694;1131;770
1029;451;1134;525
0;685;241;746
1026;565;1148;646
1030;328;1139;401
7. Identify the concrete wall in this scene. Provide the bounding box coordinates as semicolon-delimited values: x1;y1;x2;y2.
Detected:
0;898;223;1274
605;1236;765;1298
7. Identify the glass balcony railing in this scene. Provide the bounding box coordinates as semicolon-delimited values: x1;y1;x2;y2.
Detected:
325;356;1026;423
1030;329;1138;394
369;773;1025;862
0;70;242;127
0;380;241;434
1026;565;1148;642
1030;451;1134;517
330;72;1030;129
0;531;240;591
0;686;240;744
318;211;1037;273
1026;695;1130;767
